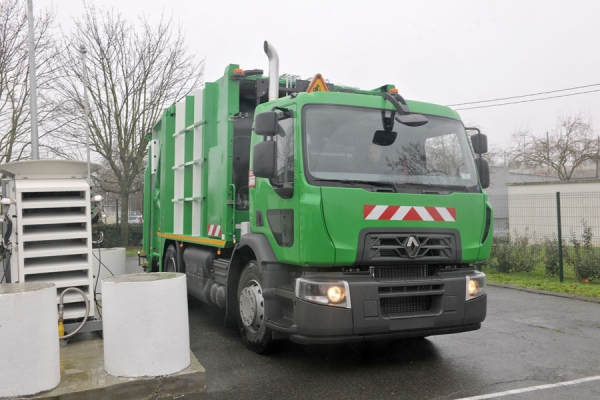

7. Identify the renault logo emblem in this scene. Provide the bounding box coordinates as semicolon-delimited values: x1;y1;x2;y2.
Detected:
405;236;420;258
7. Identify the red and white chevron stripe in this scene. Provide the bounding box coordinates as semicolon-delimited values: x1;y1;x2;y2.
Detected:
364;205;456;222
207;224;222;237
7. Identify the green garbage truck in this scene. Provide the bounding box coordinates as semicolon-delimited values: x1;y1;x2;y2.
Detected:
143;41;492;353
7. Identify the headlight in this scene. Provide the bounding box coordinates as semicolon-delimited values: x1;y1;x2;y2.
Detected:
295;278;351;308
466;273;486;301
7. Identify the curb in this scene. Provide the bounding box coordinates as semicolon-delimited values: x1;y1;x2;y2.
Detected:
487;282;600;304
25;336;206;400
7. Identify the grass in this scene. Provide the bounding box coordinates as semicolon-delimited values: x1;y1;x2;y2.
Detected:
481;266;600;299
125;247;142;256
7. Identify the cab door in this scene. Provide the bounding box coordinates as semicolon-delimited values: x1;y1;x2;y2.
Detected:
250;106;299;263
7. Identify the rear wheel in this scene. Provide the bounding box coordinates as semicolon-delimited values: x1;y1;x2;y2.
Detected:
237;260;273;353
163;244;178;272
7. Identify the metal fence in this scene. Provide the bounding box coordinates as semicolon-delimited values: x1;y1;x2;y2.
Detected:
94;199;143;247
487;192;600;282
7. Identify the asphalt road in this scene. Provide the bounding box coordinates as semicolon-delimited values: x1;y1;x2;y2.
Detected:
125;258;600;399
185;286;600;400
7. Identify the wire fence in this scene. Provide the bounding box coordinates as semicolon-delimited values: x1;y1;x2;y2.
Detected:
94;199;143;248
487;192;600;282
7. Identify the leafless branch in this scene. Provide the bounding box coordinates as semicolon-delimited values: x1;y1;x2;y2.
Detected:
506;113;597;180
47;3;204;244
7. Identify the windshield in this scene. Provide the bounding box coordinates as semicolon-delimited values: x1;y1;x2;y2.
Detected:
303;105;479;191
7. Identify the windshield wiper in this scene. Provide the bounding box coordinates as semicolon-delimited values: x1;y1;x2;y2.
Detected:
314;178;471;193
314;178;397;191
396;182;470;193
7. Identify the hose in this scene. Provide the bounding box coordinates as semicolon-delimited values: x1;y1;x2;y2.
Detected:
58;287;90;340
0;213;12;254
0;249;10;284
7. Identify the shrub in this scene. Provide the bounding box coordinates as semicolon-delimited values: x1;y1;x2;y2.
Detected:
571;221;599;282
488;230;541;274
511;230;536;273
542;234;559;276
487;235;513;273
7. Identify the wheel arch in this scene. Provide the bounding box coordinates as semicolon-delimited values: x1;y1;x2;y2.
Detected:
161;239;177;272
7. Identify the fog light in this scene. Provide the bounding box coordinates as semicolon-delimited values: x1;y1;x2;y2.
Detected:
295;279;351;308
466;273;486;301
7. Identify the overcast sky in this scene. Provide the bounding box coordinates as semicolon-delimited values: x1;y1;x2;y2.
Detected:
38;0;600;148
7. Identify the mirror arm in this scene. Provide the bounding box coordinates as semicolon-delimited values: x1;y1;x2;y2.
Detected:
272;106;293;119
380;110;396;132
376;92;409;115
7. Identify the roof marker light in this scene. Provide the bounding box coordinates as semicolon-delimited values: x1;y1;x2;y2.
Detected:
231;68;246;81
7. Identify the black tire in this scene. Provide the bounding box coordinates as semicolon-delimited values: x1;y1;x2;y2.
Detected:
237;260;273;353
163;244;178;272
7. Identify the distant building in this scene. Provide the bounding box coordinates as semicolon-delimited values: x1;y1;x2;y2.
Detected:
485;166;559;236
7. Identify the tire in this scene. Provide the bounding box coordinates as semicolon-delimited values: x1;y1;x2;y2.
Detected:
163;244;178;272
237;260;273;353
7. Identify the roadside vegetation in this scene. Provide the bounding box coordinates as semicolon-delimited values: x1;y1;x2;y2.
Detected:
482;222;600;299
482;267;600;299
125;248;141;257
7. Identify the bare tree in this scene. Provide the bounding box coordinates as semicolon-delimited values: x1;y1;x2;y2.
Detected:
484;143;510;167
0;0;57;164
507;113;598;180
50;4;204;245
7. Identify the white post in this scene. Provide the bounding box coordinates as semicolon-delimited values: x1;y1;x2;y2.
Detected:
27;0;39;160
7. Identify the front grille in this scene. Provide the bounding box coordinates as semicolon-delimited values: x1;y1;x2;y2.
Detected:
380;296;433;315
379;284;442;294
370;265;436;279
365;233;455;262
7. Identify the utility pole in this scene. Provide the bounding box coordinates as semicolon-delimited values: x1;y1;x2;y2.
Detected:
27;0;39;160
522;132;526;167
596;136;600;179
80;45;92;187
546;131;550;175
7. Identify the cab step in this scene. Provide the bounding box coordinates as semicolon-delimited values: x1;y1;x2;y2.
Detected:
266;317;297;333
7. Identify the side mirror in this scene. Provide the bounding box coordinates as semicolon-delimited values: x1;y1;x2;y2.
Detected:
396;114;429;127
470;132;488;154
253;112;279;136
253;141;277;178
475;158;490;189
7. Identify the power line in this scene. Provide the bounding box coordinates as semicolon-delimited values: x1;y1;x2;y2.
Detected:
453;89;600;111
447;83;600;107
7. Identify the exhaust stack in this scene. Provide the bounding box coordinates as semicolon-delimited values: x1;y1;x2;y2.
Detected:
263;41;279;102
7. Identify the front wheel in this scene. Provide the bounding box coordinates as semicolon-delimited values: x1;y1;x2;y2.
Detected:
237;260;273;353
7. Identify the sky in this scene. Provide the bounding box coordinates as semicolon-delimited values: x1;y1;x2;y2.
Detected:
36;0;600;149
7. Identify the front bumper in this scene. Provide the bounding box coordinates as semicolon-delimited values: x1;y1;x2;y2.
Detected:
289;322;482;345
269;270;487;344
